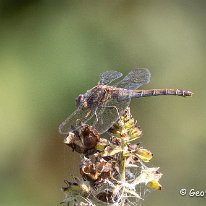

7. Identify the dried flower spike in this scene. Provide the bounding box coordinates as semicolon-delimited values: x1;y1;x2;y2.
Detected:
61;108;163;206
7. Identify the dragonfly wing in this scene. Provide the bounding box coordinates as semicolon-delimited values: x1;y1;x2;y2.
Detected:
114;68;151;89
98;70;123;85
59;107;95;135
93;98;131;134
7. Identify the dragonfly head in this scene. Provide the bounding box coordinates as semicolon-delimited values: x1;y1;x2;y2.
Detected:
76;94;87;107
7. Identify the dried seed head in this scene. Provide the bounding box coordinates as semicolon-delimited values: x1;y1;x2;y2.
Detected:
64;124;100;155
136;148;153;162
129;127;142;139
96;190;118;203
80;157;113;184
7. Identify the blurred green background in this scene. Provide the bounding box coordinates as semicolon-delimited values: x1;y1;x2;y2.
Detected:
0;0;205;205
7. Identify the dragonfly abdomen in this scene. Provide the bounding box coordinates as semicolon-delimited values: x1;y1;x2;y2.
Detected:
132;89;193;98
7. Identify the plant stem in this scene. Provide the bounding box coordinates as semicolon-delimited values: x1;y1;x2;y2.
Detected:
120;138;126;182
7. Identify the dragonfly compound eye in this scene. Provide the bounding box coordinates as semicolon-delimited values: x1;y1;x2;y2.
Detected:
76;94;85;107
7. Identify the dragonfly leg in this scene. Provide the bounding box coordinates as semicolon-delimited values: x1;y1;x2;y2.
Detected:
94;109;99;122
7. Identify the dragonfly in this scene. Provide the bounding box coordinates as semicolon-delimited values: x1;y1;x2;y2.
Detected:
59;68;192;135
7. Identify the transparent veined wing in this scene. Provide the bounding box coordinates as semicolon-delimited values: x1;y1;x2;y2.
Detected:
98;70;123;85
93;69;151;134
59;107;95;134
93;98;131;134
114;68;151;89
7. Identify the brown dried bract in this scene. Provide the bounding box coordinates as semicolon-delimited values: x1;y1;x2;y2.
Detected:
64;124;100;155
96;190;118;203
80;157;113;184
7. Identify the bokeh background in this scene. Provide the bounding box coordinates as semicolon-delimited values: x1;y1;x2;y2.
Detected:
0;0;205;205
